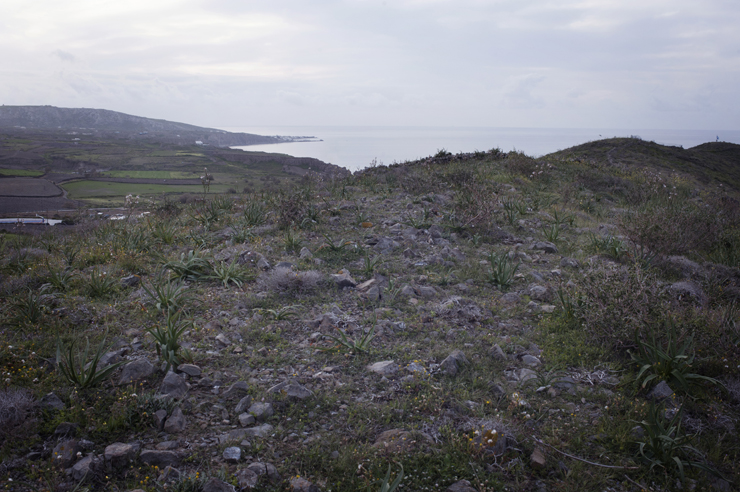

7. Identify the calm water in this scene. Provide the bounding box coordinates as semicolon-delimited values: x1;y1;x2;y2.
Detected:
224;126;740;172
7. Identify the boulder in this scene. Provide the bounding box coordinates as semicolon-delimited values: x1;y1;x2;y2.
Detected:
202;477;236;492
159;371;188;399
139;450;181;467
104;442;136;467
71;454;101;481
367;361;399;376
440;350;468;376
330;269;357;288
248;402;274;421
118;359;154;385
163;407;186;433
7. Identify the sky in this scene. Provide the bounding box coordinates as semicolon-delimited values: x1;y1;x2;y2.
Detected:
1;0;738;130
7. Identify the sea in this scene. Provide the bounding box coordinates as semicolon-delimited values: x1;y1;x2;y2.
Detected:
224;126;740;173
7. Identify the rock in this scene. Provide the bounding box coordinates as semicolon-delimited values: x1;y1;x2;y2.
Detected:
440;350;468;376
119;359;154;385
500;293;520;304
267;381;289;393
331;269;357;288
374;237;400;252
669;281;705;303
400;284;417;297
39;392;65;411
256;257;271;270
71;454;100;481
505;368;537;384
405;362;428;376
215;333;231;346
248;402;274;421
52;439;80;468
159;371;188;399
154;409;168;431
418;286;437;298
202;477;237;492
528;285;551;302
559;257;579;269
219;429;248;444
446;479;478;492
247;462;280;482
530;447;547;468
139;450;181;467
552;376;576;390
356;278;377;292
121;275;140;288
238;413;256;427
236;467;259;489
367;361;399;376
648;381;674;401
372;429;434;453
285;383;314;399
98;348;126;369
222;381;249;399
244;424;274;438
533;241;558;254
365;286;381;301
177;364;202;377
235;395;253;414
630;425;645;439
491;344;507;361
299;247;313;259
156;441;179;450
163;407;186;433
665;255;703;278
489;382;506;397
104;443;136;467
520;355;541;367
223;446;241;463
157;465;181;483
54;422;79;436
290;477;320;492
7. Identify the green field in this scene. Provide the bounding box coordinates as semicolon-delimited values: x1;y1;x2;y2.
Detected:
100;170;197;179
62;180;222;199
0;168;43;177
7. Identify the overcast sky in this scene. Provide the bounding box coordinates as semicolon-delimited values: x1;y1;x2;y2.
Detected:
1;0;738;130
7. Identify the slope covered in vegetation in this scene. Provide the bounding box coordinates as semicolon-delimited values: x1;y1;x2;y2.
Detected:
1;138;739;492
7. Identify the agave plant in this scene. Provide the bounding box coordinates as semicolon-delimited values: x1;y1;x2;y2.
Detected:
147;310;192;373
57;335;125;389
629;320;721;394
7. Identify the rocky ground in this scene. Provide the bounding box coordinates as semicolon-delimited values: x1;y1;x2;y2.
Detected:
1;140;739;492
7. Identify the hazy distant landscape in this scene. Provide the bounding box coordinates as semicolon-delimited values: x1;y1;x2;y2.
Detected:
0;106;348;214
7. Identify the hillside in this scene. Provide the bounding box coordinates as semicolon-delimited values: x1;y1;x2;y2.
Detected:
0;106;289;147
0;122;348;213
549;137;740;191
0;139;739;492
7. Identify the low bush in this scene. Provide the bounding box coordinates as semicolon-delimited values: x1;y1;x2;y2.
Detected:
257;267;324;294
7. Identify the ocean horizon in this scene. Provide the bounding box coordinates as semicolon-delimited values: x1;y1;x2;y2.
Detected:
223;125;740;172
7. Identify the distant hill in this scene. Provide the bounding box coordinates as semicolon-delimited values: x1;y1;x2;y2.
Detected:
547;137;740;191
0;105;283;147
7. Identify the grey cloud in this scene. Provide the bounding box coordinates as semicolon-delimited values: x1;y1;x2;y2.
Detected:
51;50;76;63
500;74;546;109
